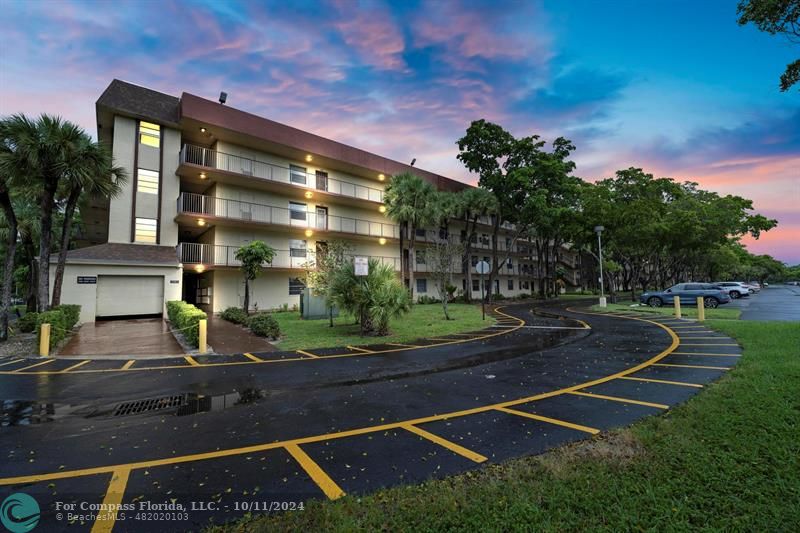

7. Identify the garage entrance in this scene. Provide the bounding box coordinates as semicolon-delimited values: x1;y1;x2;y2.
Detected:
96;275;164;319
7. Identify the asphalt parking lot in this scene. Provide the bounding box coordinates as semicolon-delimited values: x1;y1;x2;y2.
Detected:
725;284;800;321
0;302;741;532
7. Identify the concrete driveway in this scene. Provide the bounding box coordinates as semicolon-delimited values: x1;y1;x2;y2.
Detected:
59;317;184;357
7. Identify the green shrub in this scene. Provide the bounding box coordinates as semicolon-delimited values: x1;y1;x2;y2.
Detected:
53;304;81;330
166;300;207;347
18;312;39;333
36;309;67;349
417;295;441;304
220;307;249;325
248;313;281;339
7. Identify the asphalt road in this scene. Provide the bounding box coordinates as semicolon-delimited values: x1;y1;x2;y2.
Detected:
725;284;800;321
0;302;741;532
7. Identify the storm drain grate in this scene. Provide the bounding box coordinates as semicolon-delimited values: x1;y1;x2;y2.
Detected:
113;395;185;417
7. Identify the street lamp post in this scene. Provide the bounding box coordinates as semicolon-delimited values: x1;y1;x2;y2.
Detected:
594;225;606;308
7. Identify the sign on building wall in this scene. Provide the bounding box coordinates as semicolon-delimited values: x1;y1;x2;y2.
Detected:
354;256;369;276
77;276;97;284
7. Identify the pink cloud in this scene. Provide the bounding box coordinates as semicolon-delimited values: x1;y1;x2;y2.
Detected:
331;0;406;71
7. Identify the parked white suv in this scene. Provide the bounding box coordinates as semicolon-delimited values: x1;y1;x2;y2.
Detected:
714;282;750;299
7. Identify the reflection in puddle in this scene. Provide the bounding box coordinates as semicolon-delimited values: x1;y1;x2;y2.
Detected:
2;388;264;427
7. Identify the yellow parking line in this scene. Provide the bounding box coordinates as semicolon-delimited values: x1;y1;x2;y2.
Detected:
91;468;130;533
0;358;24;367
13;359;56;372
121;360;136;370
654;363;730;371
60;360;91;373
676;336;729;339
671;352;740;357
567;391;669;409
285;444;344;500
296;349;319;359
402;424;487;463
184;356;200;366
619;376;703;388
680;343;738;346
496;406;600;435
243;352;263;362
346;345;374;353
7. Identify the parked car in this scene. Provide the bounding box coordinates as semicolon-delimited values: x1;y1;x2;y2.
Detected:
639;283;731;308
713;282;750;299
737;281;760;294
747;281;762;292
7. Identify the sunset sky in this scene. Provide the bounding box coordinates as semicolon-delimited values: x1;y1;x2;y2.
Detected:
1;0;797;263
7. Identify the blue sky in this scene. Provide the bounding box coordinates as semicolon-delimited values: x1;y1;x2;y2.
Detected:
0;0;797;262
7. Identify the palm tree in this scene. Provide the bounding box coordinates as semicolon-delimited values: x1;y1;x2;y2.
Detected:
453;187;498;302
1;114;95;312
51;138;126;306
384;172;435;300
329;258;410;336
0;120;17;340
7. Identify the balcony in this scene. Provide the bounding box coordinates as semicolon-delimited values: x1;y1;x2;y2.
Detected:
180;144;384;204
178;192;398;240
179;242;401;272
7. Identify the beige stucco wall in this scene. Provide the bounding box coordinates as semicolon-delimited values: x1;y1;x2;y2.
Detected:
211;269;302;313
108;116;136;243
48;263;183;324
160;127;181;246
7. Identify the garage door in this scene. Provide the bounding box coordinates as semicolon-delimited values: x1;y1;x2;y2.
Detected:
96;276;164;318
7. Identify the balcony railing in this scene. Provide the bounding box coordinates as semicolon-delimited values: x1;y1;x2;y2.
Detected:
181;144;385;203
178;192;398;239
178;242;401;271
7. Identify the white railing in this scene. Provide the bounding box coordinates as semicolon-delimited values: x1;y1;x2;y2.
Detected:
178;193;398;239
181;144;384;203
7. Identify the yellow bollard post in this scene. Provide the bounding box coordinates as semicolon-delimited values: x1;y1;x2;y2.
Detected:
697;296;705;322
39;323;51;357
198;319;207;354
673;297;681;319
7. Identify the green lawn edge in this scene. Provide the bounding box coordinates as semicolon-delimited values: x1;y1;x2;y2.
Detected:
208;319;800;532
271;303;493;351
591;301;742;319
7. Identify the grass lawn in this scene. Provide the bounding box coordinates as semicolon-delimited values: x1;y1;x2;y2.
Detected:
271;303;491;351
210;319;799;532
591;301;742;319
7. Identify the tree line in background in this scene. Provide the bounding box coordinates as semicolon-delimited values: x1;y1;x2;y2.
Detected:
0;114;125;341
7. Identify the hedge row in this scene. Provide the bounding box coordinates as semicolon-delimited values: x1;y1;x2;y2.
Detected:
219;307;281;339
166;300;207;347
33;304;82;350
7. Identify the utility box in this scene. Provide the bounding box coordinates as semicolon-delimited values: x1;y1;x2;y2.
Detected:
300;288;339;320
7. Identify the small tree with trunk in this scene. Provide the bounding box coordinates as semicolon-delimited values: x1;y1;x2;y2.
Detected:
234;241;275;313
425;233;464;320
304;240;353;326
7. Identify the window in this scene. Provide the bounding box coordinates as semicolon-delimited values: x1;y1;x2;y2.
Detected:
462;279;466;291
471;256;478;267
472;279;479;291
134;218;157;243
480;234;489;245
289;277;305;295
416;250;426;265
416;278;427;293
505;237;511;248
290;165;307;185
415;228;426;238
508;279;514;291
289;202;307;221
137;168;159;194
139;121;160;148
290;239;307;258
507;260;513;270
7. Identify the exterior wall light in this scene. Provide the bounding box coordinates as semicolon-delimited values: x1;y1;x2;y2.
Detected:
197;219;206;226
379;237;387;245
304;191;313;199
305;154;313;162
379;205;386;213
378;174;385;181
200;127;207;133
305;229;313;237
195;265;205;273
199;172;207;179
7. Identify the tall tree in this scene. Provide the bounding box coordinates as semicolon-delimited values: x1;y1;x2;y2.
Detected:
384;172;435;300
453;187;497;302
0;114;96;311
738;0;800;91
0;178;16;342
51;138;126;306
234;240;276;313
304;240;353;327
